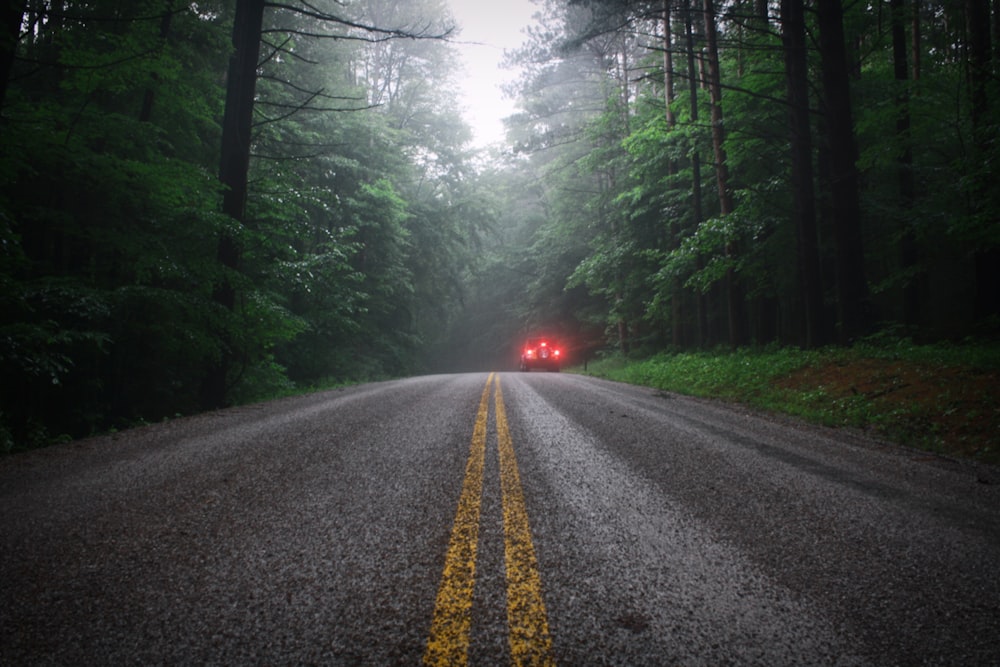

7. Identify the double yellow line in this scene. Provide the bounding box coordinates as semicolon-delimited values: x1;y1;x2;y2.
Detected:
424;373;555;666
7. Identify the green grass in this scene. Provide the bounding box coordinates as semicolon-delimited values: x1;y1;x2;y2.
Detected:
575;339;1000;464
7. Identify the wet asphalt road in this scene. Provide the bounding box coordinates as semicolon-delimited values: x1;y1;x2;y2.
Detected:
1;372;998;665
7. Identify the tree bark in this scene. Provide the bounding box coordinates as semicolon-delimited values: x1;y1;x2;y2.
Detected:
201;0;266;410
683;0;709;345
663;0;676;129
892;0;922;326
664;0;686;345
703;0;747;347
702;0;731;217
817;0;872;342
220;0;265;226
966;0;1000;320
782;0;828;347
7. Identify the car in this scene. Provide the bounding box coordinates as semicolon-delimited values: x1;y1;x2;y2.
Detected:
520;338;562;372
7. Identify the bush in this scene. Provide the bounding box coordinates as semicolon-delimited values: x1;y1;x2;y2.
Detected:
576;340;1000;464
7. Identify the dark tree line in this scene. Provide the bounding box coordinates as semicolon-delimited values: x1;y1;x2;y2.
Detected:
0;0;490;450
463;0;999;360
3;0;999;451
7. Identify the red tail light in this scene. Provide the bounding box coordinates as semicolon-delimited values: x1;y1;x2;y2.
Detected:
522;340;561;364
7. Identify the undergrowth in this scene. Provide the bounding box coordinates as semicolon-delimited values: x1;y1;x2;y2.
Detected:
577;338;1000;465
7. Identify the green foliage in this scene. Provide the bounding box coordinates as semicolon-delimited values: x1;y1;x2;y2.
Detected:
579;339;1000;463
593;345;814;403
483;0;1000;356
1;280;111;386
6;0;1000;452
1;0;485;449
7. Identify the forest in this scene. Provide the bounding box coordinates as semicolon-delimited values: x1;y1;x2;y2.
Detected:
1;0;997;451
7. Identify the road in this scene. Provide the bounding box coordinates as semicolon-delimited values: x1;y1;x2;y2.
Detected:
2;372;998;665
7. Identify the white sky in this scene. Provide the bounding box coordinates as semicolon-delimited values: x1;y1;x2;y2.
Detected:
446;0;538;148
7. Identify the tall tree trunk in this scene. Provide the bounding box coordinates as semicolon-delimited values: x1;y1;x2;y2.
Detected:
702;0;730;219
664;0;686;346
684;0;709;346
0;0;26;113
993;0;1000;63
664;0;676;129
201;0;265;410
966;0;1000;320
220;0;265;225
891;0;922;326
782;0;828;347
703;0;747;347
817;0;872;343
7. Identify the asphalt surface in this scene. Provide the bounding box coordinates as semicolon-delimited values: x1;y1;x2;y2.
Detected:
1;372;998;665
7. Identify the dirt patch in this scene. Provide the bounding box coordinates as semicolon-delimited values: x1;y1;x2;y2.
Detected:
775;358;1000;463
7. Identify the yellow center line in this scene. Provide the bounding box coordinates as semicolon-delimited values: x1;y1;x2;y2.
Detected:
424;373;493;666
424;373;555;666
494;375;555;667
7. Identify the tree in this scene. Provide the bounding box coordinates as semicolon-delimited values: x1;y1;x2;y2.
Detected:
482;0;999;359
965;0;1000;320
0;0;478;448
891;0;921;326
702;0;747;346
662;0;684;346
817;0;872;342
202;0;266;410
203;0;458;406
782;0;827;346
682;0;709;344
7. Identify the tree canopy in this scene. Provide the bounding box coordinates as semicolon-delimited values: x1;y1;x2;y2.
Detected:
464;0;999;359
1;0;997;451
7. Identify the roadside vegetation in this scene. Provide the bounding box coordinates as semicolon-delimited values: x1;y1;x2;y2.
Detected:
5;1;1000;456
577;337;1000;465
